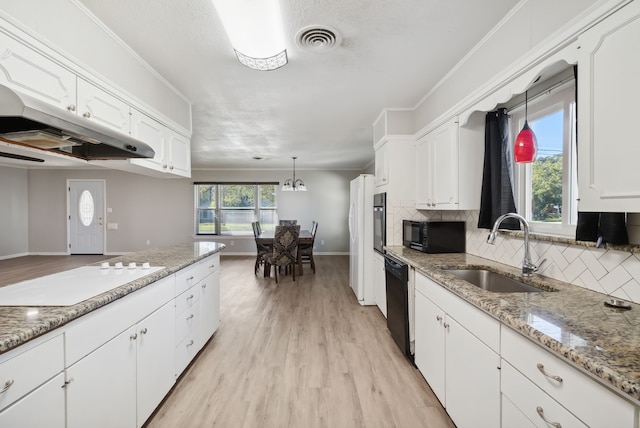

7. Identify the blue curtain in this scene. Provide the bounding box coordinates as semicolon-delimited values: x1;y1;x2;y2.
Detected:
477;108;520;230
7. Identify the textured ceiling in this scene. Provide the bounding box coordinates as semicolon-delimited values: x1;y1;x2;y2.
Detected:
76;0;519;170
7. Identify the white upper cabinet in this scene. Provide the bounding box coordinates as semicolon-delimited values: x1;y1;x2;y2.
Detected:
374;142;389;187
165;129;191;177
577;1;640;212
0;30;76;111
416;117;483;210
76;77;130;134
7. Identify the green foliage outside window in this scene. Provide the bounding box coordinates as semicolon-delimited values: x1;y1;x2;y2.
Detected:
531;154;562;222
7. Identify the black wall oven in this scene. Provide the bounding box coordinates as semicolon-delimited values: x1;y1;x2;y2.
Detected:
373;192;386;254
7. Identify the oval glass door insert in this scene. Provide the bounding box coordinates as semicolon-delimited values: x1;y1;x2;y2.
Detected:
78;190;95;226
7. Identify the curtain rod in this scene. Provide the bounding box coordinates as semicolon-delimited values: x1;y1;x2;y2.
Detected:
506;75;575;113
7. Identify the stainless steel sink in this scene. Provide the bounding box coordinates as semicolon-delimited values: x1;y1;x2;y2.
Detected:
446;269;547;293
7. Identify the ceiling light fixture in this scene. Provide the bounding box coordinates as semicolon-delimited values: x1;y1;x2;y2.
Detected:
211;0;288;71
514;91;537;163
281;157;306;191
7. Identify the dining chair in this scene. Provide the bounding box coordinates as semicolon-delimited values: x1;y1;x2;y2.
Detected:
264;225;300;283
279;219;297;225
299;221;318;274
255;221;262;235
252;221;271;275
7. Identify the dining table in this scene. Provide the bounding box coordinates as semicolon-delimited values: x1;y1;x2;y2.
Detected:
256;229;314;276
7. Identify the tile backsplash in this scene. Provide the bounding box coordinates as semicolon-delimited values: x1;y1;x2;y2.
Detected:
387;201;640;304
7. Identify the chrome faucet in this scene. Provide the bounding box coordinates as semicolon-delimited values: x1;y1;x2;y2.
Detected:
487;213;545;276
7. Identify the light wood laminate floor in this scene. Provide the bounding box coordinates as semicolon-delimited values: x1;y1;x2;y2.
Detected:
146;255;454;428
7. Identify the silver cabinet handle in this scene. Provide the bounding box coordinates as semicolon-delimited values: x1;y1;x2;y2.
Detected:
537;406;561;428
187;294;194;301
67;104;76;112
202;283;207;289
187;276;194;281
169;165;174;170
0;379;14;394
140;327;148;335
82;111;91;118
130;333;138;340
186;340;195;347
436;315;442;322
209;264;215;269
537;363;563;383
443;322;450;330
187;314;194;320
163;164;168;169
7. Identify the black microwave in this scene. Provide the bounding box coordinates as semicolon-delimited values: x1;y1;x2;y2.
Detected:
402;220;465;253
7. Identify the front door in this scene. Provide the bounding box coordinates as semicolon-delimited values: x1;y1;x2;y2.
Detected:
68;180;105;254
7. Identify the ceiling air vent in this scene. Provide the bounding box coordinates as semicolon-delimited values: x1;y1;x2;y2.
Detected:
295;25;342;52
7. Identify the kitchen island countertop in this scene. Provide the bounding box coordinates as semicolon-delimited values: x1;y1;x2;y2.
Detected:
0;241;225;355
385;246;640;404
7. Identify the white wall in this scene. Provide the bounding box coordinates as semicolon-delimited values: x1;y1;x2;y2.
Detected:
13;166;359;255
0;166;28;257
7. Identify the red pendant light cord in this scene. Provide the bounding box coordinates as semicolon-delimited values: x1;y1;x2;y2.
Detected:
514;91;537;163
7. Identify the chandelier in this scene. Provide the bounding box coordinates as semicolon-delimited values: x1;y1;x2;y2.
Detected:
281;157;306;191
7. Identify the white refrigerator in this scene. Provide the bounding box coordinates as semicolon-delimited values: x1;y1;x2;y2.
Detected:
348;174;375;305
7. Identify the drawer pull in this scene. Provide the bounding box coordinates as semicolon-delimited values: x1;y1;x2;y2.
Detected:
0;379;14;394
443;322;450;330
130;333;138;341
536;406;561;428
209;264;215;268
187;294;194;301
202;283;207;289
187;276;194;281
187;340;195;347
537;363;563;383
140;327;148;335
187;314;194;320
436;315;442;322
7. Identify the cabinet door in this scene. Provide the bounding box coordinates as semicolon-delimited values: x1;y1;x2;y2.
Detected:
200;272;220;347
577;1;640;212
136;301;175;427
501;394;536;428
431;119;459;209
76;77;130;134
415;136;432;208
0;373;65;428
414;291;446;405
0;31;76;111
374;142;389;187
165;129;191;177
130;109;166;172
66;327;137;428
445;316;500;428
373;253;386;317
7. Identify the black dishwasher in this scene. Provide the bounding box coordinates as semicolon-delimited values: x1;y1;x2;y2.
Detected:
385;254;412;362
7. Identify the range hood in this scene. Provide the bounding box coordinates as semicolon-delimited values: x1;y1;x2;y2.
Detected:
0;85;155;160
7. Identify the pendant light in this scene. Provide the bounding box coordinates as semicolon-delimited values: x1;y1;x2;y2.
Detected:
514;91;537;163
281;157;307;191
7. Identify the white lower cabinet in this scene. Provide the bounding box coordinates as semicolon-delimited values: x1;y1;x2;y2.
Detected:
501;326;636;428
0;373;66;428
373;252;386;318
414;272;500;428
200;264;220;346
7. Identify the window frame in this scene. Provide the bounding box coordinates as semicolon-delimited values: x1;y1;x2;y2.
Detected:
510;80;578;238
194;182;278;236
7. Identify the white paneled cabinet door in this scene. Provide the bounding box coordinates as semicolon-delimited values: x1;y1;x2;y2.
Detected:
129;109;166;173
200;272;220;347
445;316;500;428
0;31;76;111
76;77;130;134
373;253;386;317
415;135;432;209
414;291;446;405
66;327;137;428
577;0;640;212
136;301;175;427
374;142;389;187
165;129;191;177
0;373;65;428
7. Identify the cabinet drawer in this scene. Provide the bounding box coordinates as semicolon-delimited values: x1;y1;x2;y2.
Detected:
65;275;175;366
415;272;499;351
175;285;200;315
0;334;63;412
502;326;636;427
175;304;200;346
502;360;587;428
175;331;199;376
175;262;208;296
0;372;65;427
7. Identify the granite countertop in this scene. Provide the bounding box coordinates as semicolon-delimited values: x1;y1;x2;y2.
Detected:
0;241;225;355
385;246;640;404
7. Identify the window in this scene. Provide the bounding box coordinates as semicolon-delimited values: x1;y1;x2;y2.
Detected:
510;79;577;237
195;183;278;235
